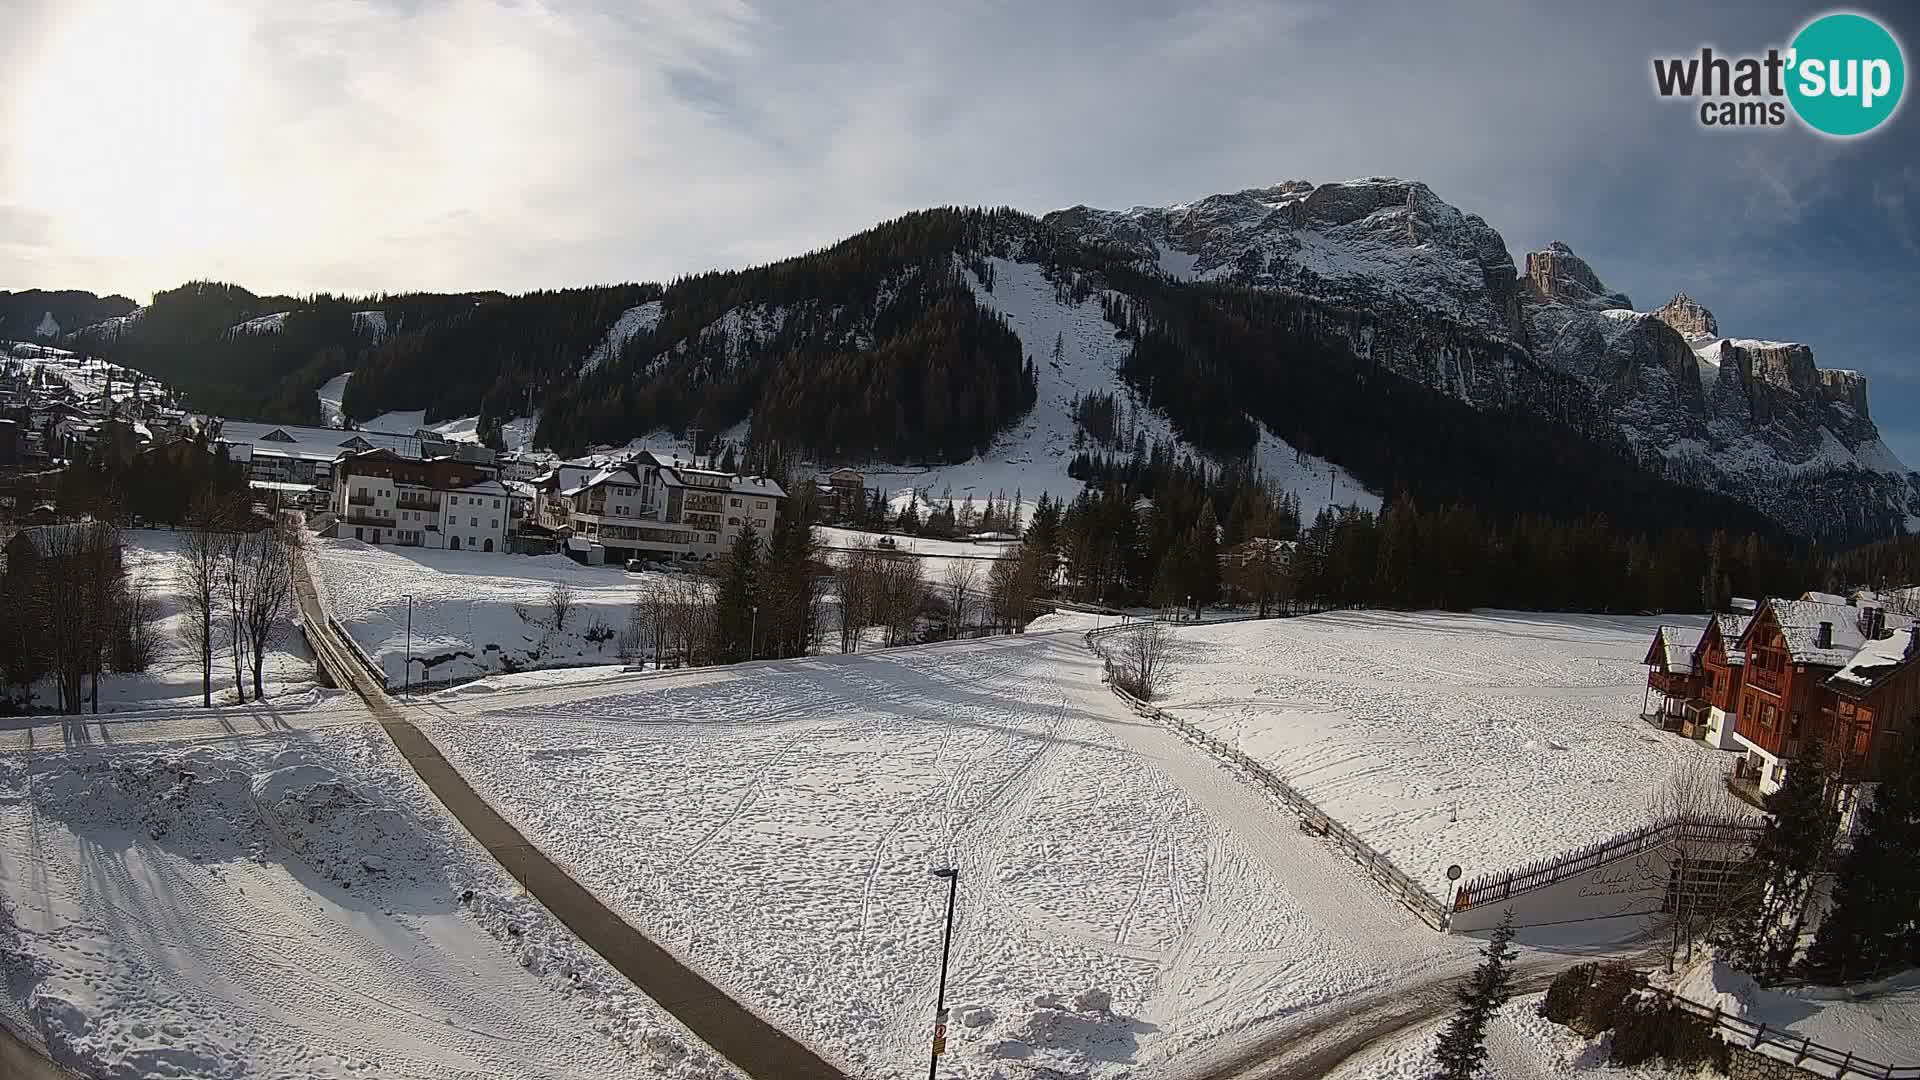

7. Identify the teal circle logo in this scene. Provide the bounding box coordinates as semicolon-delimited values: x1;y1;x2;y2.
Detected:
1787;12;1905;137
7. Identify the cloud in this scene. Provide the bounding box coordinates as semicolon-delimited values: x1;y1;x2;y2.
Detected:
0;0;1913;449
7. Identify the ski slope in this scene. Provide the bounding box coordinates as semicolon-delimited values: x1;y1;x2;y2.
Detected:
415;630;1473;1080
1157;610;1749;891
0;717;737;1080
859;256;1377;524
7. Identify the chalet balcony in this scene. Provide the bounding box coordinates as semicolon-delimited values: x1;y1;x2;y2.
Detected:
683;494;724;513
1725;769;1766;810
347;494;376;507
1749;666;1784;694
341;511;395;527
1646;671;1697;697
396;494;440;511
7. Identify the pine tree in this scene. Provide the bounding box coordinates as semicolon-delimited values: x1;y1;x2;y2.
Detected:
1187;500;1220;618
1430;910;1516;1080
1714;737;1840;982
1805;737;1920;983
714;524;761;663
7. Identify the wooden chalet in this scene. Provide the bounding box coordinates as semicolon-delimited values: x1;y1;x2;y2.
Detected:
1690;611;1752;749
1642;624;1704;731
1728;597;1890;801
1821;624;1919;785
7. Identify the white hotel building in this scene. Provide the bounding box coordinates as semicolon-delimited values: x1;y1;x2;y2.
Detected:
533;451;785;564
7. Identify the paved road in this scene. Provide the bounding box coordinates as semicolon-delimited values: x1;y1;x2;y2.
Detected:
289;549;848;1080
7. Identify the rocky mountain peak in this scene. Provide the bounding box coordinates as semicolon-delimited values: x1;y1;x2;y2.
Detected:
1652;292;1719;339
1523;242;1632;310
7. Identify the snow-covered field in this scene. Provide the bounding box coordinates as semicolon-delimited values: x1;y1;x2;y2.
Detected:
414;631;1476;1079
23;530;318;713
306;538;675;685
1156;610;1743;891
0;717;737;1080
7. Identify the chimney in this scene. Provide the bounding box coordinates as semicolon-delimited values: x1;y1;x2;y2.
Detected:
1816;622;1833;650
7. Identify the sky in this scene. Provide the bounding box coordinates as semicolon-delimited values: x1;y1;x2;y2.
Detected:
1;0;1915;463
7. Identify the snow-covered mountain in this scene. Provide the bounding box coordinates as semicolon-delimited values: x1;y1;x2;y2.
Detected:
1047;178;1918;537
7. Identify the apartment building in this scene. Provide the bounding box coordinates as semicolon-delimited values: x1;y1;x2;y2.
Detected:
327;448;514;552
534;451;785;564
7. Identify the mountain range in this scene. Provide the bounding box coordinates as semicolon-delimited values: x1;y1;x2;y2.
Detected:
3;177;1913;544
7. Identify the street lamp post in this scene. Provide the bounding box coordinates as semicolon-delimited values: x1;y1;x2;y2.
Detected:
928;867;959;1080
750;604;759;661
404;594;413;699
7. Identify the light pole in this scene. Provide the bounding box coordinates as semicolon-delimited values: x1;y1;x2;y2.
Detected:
928;867;959;1080
749;603;759;661
404;594;413;699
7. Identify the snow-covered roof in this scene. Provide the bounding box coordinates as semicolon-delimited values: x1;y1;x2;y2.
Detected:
248;480;316;493
1829;627;1916;694
449;478;513;496
1802;590;1850;606
1648;625;1702;673
217;421;421;463
1707;613;1753;665
1760;599;1871;667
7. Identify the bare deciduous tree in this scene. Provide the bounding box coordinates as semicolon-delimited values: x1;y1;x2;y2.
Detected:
178;494;228;708
1112;621;1175;701
547;581;576;631
233;522;294;700
1651;754;1755;970
876;554;926;647
835;544;882;653
943;560;980;638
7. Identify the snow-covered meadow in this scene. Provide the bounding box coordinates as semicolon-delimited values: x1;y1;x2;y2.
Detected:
23;529;318;712
0;719;737;1080
414;630;1473;1080
1156;610;1744;891
306;538;676;685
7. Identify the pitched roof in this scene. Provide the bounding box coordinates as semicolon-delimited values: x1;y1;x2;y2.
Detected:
1760;598;1871;667
1828;626;1917;695
1711;612;1752;664
1648;625;1703;673
9;521;117;555
216;420;421;463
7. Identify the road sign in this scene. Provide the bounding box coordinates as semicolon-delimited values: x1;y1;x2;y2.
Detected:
931;1022;947;1057
1446;864;1462;881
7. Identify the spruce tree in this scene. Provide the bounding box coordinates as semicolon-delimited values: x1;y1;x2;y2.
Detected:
1714;737;1839;982
714;524;761;663
1430;910;1516;1080
1188;501;1220;618
1805;738;1920;983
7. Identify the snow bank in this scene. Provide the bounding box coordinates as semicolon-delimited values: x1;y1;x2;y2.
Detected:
0;727;742;1080
1668;958;1920;1067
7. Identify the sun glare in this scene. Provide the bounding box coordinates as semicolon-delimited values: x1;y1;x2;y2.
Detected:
12;0;249;258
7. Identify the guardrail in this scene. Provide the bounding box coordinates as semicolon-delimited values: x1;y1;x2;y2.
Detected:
1649;987;1920;1079
1084;625;1454;931
1453;813;1764;912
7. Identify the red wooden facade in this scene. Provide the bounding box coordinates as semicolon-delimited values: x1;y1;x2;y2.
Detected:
1735;604;1812;759
1822;629;1918;784
1694;617;1746;715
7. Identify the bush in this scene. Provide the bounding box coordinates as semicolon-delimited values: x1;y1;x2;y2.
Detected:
1540;962;1644;1037
1609;998;1729;1072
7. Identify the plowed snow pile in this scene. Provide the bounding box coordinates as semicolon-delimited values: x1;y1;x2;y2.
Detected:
0;728;740;1080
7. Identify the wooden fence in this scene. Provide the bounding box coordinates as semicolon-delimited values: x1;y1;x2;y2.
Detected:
1648;987;1920;1079
1452;813;1764;912
1084;623;1454;931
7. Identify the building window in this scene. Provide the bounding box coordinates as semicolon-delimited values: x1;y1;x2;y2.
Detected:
492;499;500;509
756;500;768;509
469;537;477;549
490;519;498;529
470;516;478;527
730;497;741;507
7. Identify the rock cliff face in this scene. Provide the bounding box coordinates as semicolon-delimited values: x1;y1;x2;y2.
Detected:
1050;178;1918;540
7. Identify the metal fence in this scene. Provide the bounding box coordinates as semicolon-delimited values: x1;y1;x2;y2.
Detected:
1648;987;1920;1080
1084;624;1454;931
1452;813;1764;912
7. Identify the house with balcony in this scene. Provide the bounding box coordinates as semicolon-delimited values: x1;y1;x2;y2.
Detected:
1728;597;1888;801
1691;609;1753;749
1643;625;1704;731
548;451;785;565
326;448;512;552
1821;623;1918;798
